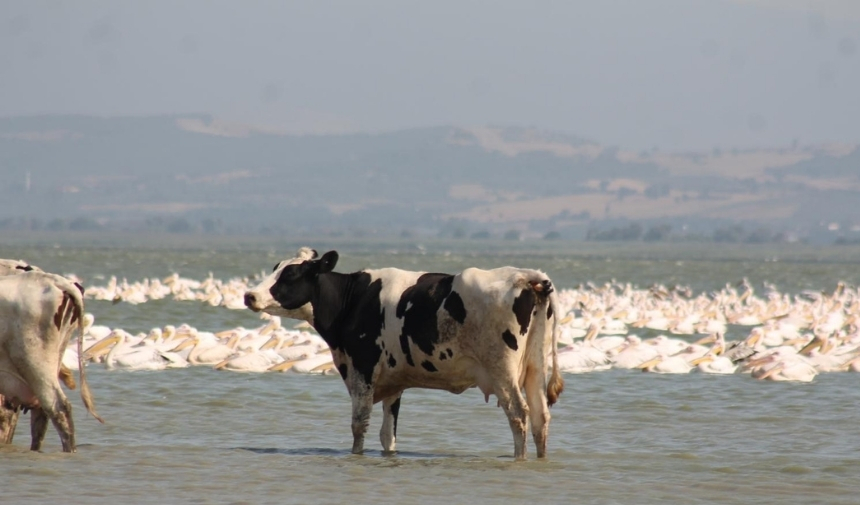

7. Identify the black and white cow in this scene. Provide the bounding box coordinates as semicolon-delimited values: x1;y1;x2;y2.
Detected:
244;247;564;460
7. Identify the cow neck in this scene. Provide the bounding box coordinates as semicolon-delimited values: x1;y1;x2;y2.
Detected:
310;271;359;348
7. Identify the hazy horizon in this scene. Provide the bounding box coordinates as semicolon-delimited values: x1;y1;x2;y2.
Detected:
3;0;859;151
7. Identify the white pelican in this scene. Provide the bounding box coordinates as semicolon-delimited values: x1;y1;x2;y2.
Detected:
695;354;738;374
270;353;334;374
611;335;661;369
213;349;283;372
643;335;688;356
82;313;112;341
636;346;713;374
556;341;611;374
292;353;335;374
746;349;817;382
86;331;186;370
173;330;241;365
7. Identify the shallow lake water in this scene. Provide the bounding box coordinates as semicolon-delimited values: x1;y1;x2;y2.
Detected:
2;239;860;504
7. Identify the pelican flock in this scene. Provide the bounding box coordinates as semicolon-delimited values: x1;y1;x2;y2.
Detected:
62;273;860;383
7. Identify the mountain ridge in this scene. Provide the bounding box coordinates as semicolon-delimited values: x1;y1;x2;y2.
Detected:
1;114;858;242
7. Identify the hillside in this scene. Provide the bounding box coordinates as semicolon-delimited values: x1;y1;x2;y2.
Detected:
1;115;858;242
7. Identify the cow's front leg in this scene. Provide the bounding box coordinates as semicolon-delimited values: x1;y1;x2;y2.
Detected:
380;393;402;454
350;385;373;454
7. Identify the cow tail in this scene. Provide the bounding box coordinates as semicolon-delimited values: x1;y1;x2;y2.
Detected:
546;290;564;407
72;289;104;424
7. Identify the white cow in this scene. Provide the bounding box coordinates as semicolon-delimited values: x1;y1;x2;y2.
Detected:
244;248;564;460
0;259;43;444
0;270;103;452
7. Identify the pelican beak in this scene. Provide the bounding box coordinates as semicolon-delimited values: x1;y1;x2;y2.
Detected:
744;354;775;370
637;356;662;370
797;338;824;355
689;355;713;366
268;360;299;372
83;335;122;360
311;362;335;373
745;332;762;347
260;336;280;351
558;314;574;325
169;337;197;352
225;333;240;348
692;334;717;346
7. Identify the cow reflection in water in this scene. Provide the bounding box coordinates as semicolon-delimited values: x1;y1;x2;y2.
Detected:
244;247;563;460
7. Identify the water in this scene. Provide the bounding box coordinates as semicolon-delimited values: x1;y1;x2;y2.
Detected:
3;239;860;504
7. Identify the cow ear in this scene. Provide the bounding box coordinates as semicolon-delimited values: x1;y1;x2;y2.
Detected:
318;251;338;273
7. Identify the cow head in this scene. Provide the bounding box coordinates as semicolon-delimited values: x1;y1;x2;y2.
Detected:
244;247;339;322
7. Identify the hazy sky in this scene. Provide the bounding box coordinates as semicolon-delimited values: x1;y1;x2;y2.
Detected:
2;0;859;150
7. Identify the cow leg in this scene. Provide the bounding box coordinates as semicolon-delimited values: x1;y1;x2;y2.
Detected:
11;344;77;452
29;391;75;453
0;400;20;444
495;380;530;461
29;408;49;451
350;388;373;454
524;366;551;459
379;393;402;454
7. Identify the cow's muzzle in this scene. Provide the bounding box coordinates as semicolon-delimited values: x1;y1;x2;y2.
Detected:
244;292;260;311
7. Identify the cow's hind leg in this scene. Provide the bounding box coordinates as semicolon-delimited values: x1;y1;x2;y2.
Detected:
12;342;76;452
0;400;20;444
524;366;551;458
379;393;402;454
350;387;373;454
29;408;49;451
31;388;75;452
495;379;530;461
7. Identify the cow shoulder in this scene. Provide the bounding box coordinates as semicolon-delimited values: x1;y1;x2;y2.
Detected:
335;271;386;385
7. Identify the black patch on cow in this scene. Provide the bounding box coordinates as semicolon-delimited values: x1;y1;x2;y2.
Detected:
443;291;467;324
502;329;519;351
438;352;446;360
387;354;397;368
547;302;553;320
54;292;70;330
446;348;453;358
15;265;34;272
399;333;415;367
421;360;438;372
396;273;454;360
390;397;401;437
512;288;536;335
338;364;348;380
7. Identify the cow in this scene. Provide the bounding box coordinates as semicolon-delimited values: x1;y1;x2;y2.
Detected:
0;259;43;444
0;270;103;452
244;247;564;460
